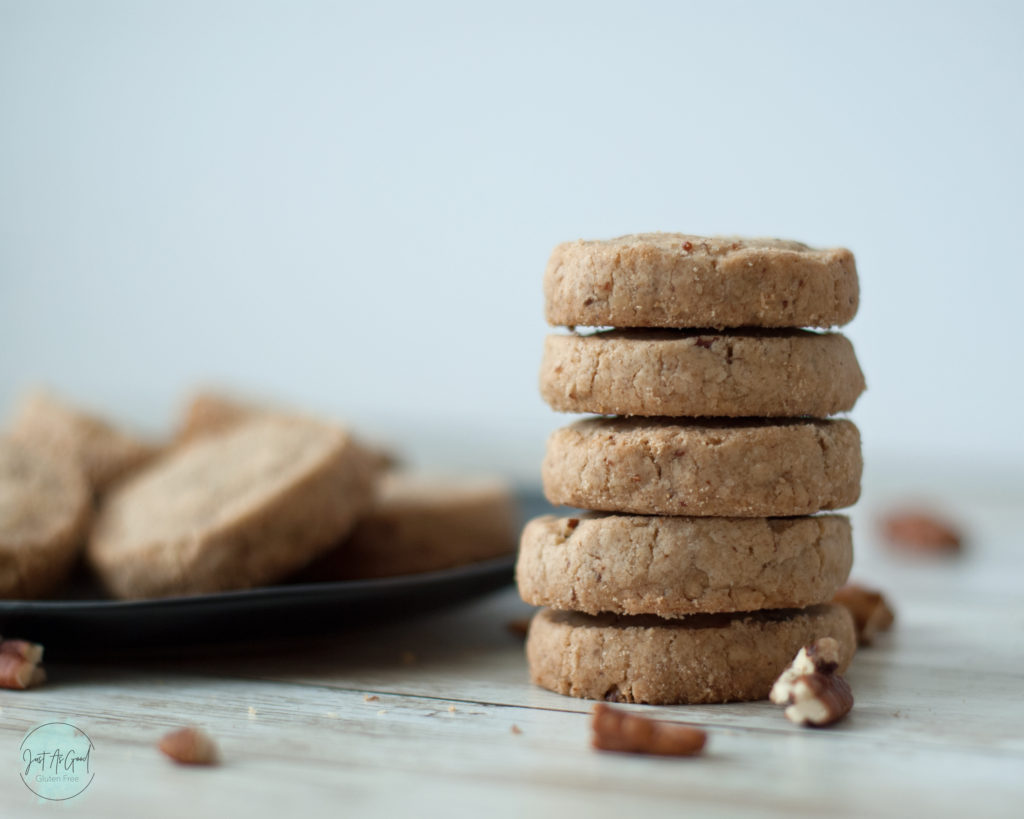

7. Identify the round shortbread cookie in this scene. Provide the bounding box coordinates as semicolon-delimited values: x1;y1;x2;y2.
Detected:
539;329;865;418
298;472;518;581
88;416;378;598
544;233;858;329
526;603;856;704
542;417;861;517
11;391;158;495
517;513;852;616
0;438;91;598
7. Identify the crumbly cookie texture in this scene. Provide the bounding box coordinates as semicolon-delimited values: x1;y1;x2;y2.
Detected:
517;513;852;616
542;417;861;517
297;472;518;581
540;329;865;418
87;416;378;598
544;233;858;329
526;603;856;704
0;438;91;598
10;391;158;495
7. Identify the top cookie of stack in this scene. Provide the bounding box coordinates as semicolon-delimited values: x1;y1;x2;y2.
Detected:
544;233;858;330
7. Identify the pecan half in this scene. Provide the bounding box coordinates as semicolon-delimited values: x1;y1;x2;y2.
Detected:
158;726;219;765
832;584;894;646
591;704;706;756
881;510;962;554
0;638;46;690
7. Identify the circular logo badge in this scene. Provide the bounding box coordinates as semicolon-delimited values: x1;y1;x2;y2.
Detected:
19;722;95;801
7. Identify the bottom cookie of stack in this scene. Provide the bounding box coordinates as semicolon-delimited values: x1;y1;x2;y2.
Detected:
526;604;855;705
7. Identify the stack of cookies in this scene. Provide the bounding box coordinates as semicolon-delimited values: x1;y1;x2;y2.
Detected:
518;234;864;704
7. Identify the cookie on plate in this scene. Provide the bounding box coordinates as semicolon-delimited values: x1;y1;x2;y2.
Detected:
542;417;861;517
88;416;378;598
526;603;856;704
175;390;399;470
540;329;865;418
517;513;852;616
0;438;91;598
175;391;259;444
10;390;158;495
298;472;518;581
544;233;858;329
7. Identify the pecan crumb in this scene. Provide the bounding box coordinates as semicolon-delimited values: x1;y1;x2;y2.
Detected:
682;241;693;251
510;724;522;735
364;694;380;702
0;638;46;690
506;619;531;639
591;704;706;757
881;509;962;554
832;583;894;646
158;726;219;766
694;337;714;349
566;517;580;530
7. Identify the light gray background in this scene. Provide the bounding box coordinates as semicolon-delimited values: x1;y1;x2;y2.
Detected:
2;1;1022;481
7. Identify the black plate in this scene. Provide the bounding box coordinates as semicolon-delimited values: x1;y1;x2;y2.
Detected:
0;489;557;658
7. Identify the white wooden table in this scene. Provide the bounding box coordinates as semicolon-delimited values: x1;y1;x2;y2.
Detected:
2;470;1022;818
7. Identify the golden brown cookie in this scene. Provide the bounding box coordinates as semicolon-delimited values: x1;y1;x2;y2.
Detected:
10;390;158;495
175;390;399;470
526;603;856;704
0;438;91;598
176;391;258;443
544;233;858;329
542;417;861;517
539;329;865;418
517;513;852;616
87;416;378;598
298;472;518;580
